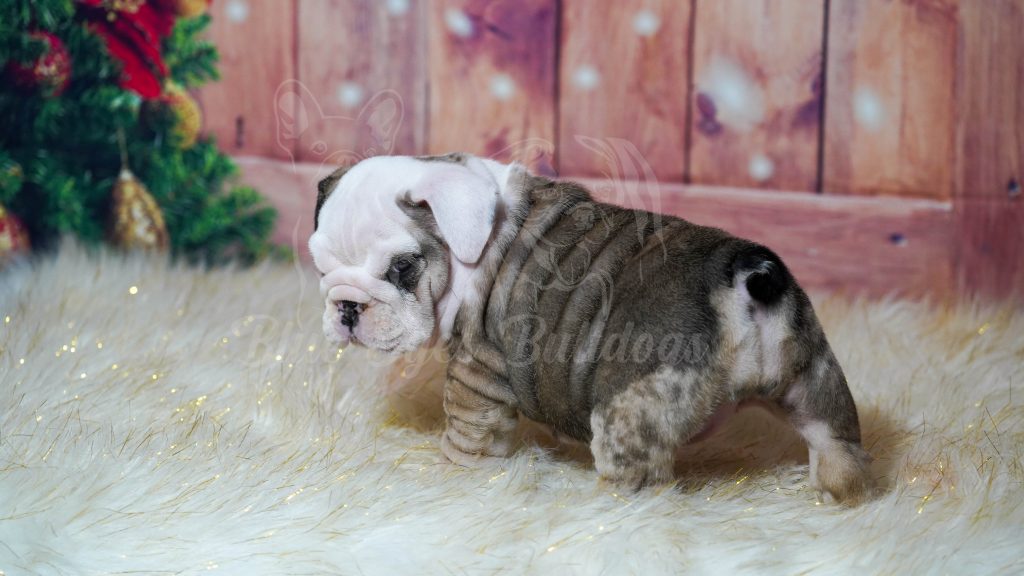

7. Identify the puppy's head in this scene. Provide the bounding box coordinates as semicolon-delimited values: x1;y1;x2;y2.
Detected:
309;154;505;353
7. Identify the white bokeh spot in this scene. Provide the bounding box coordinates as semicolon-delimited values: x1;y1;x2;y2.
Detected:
698;55;765;132
489;74;515;101
337;82;365;109
445;8;474;38
632;10;660;37
854;87;886;132
748;153;775;182
225;0;249;23
572;66;601;91
385;0;410;16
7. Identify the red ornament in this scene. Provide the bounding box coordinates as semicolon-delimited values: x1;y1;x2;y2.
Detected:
7;32;72;96
0;204;31;262
78;0;177;99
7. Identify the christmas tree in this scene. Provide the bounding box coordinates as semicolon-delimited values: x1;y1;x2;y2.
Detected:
0;0;282;264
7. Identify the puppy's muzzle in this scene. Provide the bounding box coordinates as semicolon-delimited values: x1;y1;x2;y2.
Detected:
339;300;360;329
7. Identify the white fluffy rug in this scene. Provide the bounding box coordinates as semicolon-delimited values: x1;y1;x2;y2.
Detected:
1;245;1022;575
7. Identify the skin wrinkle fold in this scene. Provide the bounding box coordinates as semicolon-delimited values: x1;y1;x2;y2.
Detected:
311;155;875;503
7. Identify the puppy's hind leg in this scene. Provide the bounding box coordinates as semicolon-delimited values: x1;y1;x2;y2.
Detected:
590;367;711;492
441;358;518;467
730;245;873;504
783;344;875;505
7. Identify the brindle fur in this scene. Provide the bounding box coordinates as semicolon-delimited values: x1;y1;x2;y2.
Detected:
318;158;874;504
442;172;871;503
314;166;351;231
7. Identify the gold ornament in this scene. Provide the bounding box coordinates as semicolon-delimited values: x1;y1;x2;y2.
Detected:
160;0;211;18
109;168;169;250
102;0;145;13
163;81;202;149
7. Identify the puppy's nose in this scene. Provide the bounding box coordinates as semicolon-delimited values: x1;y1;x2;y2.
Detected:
339;300;359;329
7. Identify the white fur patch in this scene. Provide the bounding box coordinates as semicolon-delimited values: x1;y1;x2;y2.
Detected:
713;278;790;394
310;155;518;350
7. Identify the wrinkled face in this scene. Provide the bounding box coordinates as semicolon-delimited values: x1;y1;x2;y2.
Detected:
309;155;501;354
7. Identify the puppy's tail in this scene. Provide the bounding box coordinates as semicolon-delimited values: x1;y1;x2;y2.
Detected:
729;245;791;306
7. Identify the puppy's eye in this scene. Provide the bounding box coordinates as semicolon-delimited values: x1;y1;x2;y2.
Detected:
386;257;419;289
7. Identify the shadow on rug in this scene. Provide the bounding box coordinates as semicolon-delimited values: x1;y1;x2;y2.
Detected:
1;245;1022;574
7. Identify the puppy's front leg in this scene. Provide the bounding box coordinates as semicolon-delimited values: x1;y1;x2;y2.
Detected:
441;356;518;467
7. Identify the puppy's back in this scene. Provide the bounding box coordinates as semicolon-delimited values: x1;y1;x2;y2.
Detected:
482;178;799;441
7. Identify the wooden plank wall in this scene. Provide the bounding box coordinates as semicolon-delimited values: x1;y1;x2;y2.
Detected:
426;0;558;173
199;1;1023;300
954;0;1024;299
689;0;825;192
558;1;691;181
295;0;427;164
823;0;958;199
197;0;295;159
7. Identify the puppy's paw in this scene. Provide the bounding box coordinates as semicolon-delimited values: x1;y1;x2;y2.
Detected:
440;429;506;468
597;463;675;493
813;444;875;506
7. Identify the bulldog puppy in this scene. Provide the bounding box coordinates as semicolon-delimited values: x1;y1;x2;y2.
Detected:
310;153;874;504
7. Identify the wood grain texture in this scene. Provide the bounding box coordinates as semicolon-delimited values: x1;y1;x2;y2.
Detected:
426;0;558;173
576;177;953;298
558;1;692;182
197;0;296;159
689;0;825;191
824;0;957;199
954;0;1024;300
243;155;954;299
294;0;426;165
234;157;324;253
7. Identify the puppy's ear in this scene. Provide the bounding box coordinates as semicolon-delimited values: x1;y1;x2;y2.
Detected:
315;166;351;231
406;166;498;264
